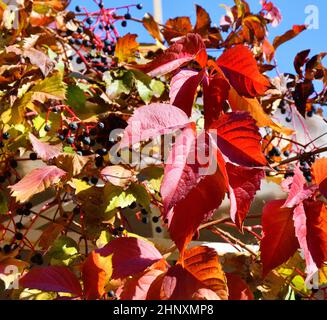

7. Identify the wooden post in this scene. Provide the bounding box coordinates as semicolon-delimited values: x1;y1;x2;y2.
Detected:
153;0;163;23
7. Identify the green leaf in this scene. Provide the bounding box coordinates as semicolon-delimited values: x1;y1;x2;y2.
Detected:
103;70;134;100
48;236;79;266
137;166;164;193
66;85;86;111
0;191;8;214
132;70;165;104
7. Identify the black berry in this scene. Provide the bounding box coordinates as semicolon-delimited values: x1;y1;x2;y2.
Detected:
29;153;37;161
15;222;24;230
15;232;23;240
152;216;160;223
44;124;51;132
9;159;18;168
75;6;81;12
3;244;11;254
136;3;143;10
121;21;127;27
67;137;75;145
69;122;78;131
2;132;10;140
90;177;98;185
155;226;162;233
124;13;132;20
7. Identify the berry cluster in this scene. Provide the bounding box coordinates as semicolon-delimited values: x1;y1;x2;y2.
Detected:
64;2;143;72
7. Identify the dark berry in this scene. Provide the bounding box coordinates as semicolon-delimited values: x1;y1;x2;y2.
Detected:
307;111;314;118
77;26;83;34
16;208;24;215
283;150;290;157
23;208;31;216
65;30;73;36
141;217;148;224
86;17;93;25
118;225;125;232
97;122;105;130
90;128;97;136
155;226;162;233
0;141;4;148
69;122;78;131
58;134;65;141
90;177;98;185
77;151;83;156
2;132;10;140
124;13;132;20
82;136;91;145
280;107;287;115
67;137;75;145
15;222;24;230
141;208;148;215
9;159;18;168
82;177;89;183
44;124;51;132
136;3;143;10
75;6;81;12
76;57;83;64
95;156;104;168
29;153;37;161
152;216;160;223
69;38;75;45
286;117;292;123
129;202;137;209
75;39;82;46
121;21;127;27
83;39;90;47
25;202;33;210
15;232;23;240
31;253;43;265
108;290;116;298
3;244;11;254
164;219;169;224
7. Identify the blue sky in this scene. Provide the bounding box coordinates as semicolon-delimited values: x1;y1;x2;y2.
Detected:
69;0;326;76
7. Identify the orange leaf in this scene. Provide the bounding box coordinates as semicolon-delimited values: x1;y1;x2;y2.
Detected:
216;45;270;98
115;33;139;63
194;5;211;37
9;166;66;203
163;17;193;43
181;246;228;300
142;13;163;43
273;25;307;49
312;158;327;198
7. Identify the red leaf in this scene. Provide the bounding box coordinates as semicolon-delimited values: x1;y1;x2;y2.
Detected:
29;133;62;161
20;266;82;296
133;33;207;77
166;164;227;256
160;265;220;300
293;203;318;279
305;200;327;270
210;112;267;167
117;269;165;300
283;166;316;208
170;69;204;116
9;166;66;203
161;124;200;215
227;163;264;229
216;45;270;97
194;5;211;37
98;237;162;279
273;25;307;49
312;158;327;199
260;200;299;277
226;273;254;300
82;251;112;300
203;74;230;129
120;103;190;148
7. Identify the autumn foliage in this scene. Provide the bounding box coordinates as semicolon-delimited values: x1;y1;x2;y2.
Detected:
0;0;326;300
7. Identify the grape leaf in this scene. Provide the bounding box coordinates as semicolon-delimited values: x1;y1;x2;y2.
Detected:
216;45;270;97
9;166;66;203
226;273;254;300
115;33;139;63
29;133;62;161
260;200;299;277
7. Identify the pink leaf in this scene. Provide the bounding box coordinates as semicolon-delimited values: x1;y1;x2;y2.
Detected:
29;133;62;161
227;163;264;229
9;166;66;203
161;124;200;215
293;203;318;281
97;237;163;279
133;33;207;77
20;266;82;296
210;112;267;167
120;103;190;148
170;69;205;116
283;166;317;208
260;0;282;27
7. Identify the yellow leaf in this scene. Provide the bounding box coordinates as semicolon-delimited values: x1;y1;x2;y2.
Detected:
228;87;293;135
115;33;139;63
